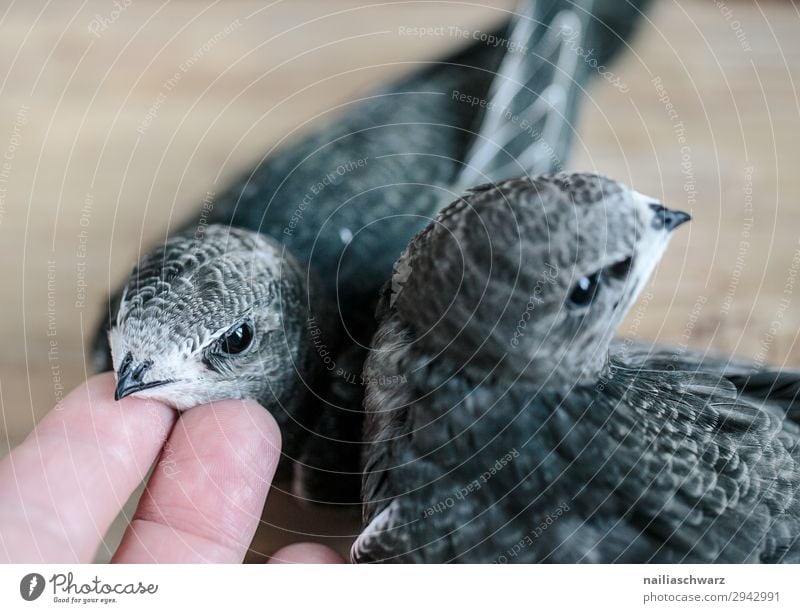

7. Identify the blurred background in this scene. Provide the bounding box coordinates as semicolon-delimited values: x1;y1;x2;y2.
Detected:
1;0;799;560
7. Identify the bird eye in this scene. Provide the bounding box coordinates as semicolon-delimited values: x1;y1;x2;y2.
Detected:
567;272;600;308
219;321;254;355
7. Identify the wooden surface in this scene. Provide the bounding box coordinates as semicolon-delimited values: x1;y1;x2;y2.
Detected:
1;0;799;561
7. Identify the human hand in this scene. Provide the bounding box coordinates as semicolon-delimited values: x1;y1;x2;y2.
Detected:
0;373;342;563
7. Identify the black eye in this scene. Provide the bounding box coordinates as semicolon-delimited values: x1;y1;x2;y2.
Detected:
219;321;254;355
607;256;633;278
567;272;600;308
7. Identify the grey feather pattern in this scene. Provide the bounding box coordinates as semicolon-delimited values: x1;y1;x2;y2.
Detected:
355;174;800;563
93;1;651;504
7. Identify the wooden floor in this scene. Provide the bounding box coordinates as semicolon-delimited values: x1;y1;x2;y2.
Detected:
2;0;800;561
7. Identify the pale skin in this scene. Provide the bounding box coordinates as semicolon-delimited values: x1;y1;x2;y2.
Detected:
0;373;342;564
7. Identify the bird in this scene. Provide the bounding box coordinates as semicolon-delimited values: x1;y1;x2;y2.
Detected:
353;172;800;563
92;1;652;504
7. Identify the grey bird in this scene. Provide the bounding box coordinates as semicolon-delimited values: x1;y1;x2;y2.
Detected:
355;173;800;563
93;1;651;504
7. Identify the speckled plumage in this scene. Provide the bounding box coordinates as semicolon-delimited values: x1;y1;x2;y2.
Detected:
355;174;800;563
107;227;321;456
94;1;651;503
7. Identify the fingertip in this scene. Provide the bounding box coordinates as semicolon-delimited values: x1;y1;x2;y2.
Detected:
2;374;177;562
268;543;345;564
171;397;283;505
32;371;177;448
115;398;283;563
224;397;282;451
189;397;282;468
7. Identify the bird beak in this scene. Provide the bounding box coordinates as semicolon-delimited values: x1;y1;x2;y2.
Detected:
114;373;172;400
114;357;171;400
649;203;691;231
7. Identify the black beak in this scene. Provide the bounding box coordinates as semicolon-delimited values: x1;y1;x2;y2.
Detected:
649;203;691;231
114;354;170;400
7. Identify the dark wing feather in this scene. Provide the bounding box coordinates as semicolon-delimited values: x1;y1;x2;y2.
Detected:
574;356;800;563
616;340;800;422
201;35;510;323
356;340;800;563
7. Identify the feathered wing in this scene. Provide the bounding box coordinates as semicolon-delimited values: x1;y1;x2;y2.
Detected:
352;316;420;563
455;0;652;189
547;356;800;563
614;341;800;422
355;342;800;563
196;27;512;320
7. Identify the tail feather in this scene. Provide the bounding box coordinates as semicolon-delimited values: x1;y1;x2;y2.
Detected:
456;0;651;189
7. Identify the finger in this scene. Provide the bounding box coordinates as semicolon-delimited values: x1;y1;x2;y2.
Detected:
0;373;176;562
112;398;280;563
268;543;345;564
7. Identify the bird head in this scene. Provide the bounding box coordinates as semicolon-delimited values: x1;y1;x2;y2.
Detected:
388;172;690;386
109;225;315;411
